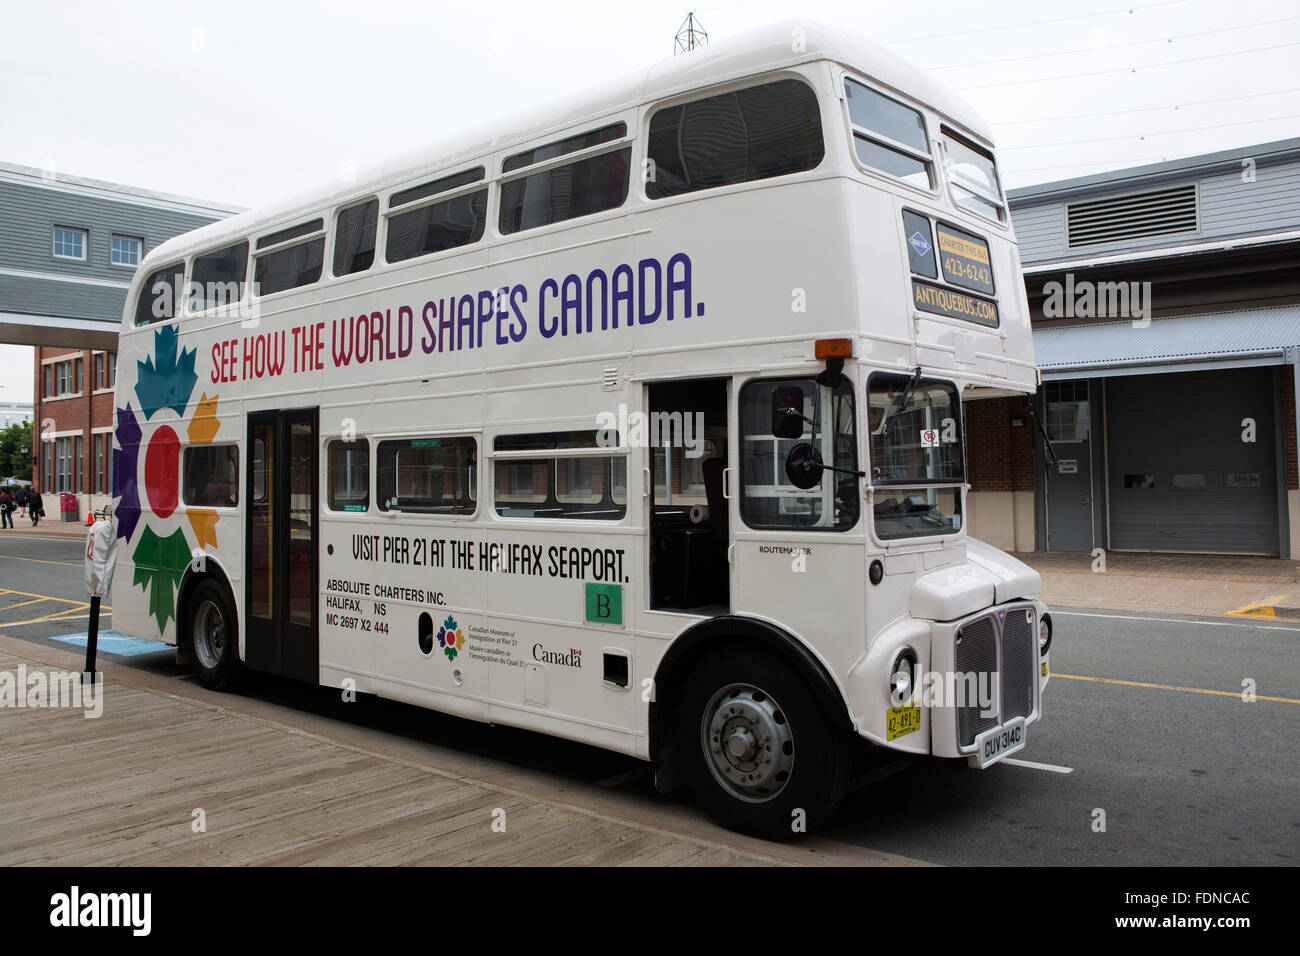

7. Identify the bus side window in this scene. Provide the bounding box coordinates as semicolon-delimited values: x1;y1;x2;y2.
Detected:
493;431;626;520
376;437;477;515
333;199;378;276
328;440;369;512
646;79;824;200
134;262;186;326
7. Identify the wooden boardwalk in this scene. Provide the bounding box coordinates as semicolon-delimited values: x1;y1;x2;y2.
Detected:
0;640;921;866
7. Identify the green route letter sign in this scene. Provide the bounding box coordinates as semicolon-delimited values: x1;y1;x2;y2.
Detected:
585;582;623;626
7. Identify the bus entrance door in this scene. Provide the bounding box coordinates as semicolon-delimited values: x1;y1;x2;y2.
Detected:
245;408;319;681
647;379;730;614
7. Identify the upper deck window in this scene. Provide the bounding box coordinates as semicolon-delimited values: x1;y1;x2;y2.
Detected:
254;218;325;296
386;168;487;263
134;261;185;326
502;123;625;174
646;79;824;199
190;241;249;312
499;126;631;234
941;128;1005;222
844;79;933;190
334;199;378;276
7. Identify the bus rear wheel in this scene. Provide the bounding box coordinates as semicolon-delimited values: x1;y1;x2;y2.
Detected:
185;579;242;691
676;644;851;839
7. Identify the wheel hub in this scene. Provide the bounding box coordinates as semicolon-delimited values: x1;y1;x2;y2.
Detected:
702;683;795;803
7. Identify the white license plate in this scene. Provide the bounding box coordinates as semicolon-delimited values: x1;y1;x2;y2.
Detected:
971;717;1027;769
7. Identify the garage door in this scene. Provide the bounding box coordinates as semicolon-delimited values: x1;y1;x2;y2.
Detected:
1106;368;1279;555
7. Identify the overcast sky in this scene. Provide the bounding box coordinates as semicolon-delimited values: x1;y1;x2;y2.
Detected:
2;0;1297;401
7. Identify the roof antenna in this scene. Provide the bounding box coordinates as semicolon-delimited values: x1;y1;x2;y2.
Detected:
674;11;708;56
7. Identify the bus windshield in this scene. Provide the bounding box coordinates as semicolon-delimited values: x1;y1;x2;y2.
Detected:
868;373;964;539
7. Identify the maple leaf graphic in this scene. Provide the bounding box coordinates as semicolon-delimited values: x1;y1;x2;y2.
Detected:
136;325;198;420
112;404;142;543
132;526;192;632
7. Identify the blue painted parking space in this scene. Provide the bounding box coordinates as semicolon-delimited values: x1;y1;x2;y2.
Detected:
50;630;170;657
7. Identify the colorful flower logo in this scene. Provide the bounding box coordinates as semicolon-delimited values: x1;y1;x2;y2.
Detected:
113;325;223;634
436;615;465;661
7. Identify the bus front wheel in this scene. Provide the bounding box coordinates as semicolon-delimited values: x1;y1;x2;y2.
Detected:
676;644;851;839
185;579;243;691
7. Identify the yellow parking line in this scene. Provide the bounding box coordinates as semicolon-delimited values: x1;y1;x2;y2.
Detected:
0;595;55;612
1054;672;1300;705
0;605;96;628
0;587;87;606
0;554;81;568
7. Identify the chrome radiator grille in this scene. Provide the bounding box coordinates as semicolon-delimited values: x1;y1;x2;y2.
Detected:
954;615;999;748
954;606;1038;750
1001;609;1037;723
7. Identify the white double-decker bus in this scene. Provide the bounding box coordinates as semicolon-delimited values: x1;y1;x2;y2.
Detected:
111;20;1051;836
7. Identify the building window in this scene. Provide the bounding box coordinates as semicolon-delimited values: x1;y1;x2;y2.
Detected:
110;235;143;267
94;352;116;390
52;226;86;260
94;433;115;495
1045;380;1090;442
53;227;87;260
52;435;80;494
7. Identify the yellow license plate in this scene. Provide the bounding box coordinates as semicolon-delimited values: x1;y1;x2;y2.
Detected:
886;705;922;741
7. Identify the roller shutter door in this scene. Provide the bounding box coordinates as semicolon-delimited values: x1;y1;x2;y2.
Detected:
1106;368;1279;555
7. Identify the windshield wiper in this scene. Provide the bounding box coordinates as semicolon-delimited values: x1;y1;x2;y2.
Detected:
884;366;923;439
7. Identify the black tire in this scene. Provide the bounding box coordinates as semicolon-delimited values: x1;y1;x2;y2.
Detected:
675;642;852;839
184;578;243;691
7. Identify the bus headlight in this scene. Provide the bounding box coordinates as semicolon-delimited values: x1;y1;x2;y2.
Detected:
889;647;918;704
1039;614;1052;655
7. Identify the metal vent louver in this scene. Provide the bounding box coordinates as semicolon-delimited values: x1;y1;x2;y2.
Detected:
1066;183;1197;248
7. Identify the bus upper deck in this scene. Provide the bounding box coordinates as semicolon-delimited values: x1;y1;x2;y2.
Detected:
124;20;1034;404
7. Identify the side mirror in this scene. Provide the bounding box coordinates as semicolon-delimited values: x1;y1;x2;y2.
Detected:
785;442;824;490
771;385;808;439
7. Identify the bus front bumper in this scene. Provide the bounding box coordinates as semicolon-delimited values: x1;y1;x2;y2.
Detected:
846;599;1050;764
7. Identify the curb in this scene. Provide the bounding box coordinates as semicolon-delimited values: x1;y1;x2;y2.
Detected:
1226;594;1300;619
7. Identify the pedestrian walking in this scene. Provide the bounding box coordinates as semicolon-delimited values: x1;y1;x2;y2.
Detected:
28;487;43;527
0;490;14;529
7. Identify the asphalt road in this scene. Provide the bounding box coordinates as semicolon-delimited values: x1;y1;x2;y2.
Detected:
2;531;1296;866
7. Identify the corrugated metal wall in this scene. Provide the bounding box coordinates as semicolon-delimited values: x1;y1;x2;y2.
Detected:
1105;368;1279;555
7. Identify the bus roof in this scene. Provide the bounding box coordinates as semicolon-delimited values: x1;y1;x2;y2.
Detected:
143;19;991;271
